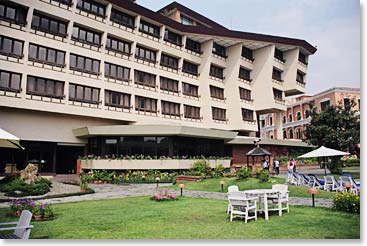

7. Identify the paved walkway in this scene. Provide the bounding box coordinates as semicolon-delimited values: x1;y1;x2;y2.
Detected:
0;182;333;208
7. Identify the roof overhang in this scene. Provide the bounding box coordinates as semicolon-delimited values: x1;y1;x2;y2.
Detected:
73;125;238;140
227;136;313;147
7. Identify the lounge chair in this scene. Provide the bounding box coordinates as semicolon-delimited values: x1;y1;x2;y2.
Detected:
308;174;325;189
288;171;300;185
0;210;33;239
298;173;311;186
228;195;257;223
340;175;360;195
324;175;343;192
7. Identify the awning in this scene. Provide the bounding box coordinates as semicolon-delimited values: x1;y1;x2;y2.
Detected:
73;125;238;140
298;146;350;158
0;128;24;149
246;147;272;156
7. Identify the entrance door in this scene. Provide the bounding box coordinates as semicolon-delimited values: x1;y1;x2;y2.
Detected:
56;146;84;174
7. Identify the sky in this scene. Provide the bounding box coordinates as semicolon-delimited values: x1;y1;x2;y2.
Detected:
137;0;360;95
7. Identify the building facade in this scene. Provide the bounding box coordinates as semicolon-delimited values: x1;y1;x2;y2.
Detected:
260;87;360;140
0;0;316;173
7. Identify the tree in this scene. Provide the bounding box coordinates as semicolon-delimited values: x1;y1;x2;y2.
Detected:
304;99;360;156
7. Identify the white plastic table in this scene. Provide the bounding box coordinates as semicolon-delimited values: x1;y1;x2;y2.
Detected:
244;189;280;220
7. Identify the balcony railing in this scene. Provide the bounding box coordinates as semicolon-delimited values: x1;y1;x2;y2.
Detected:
296;80;306;87
274;98;286;105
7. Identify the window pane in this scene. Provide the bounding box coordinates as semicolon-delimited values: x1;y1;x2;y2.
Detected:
56;51;65;65
32;15;40;27
6;7;15;19
38;47;46;61
37;78;46;93
50;20;58;33
11;73;21;90
76;85;83;99
92;60;99;73
86;32;93;43
41;17;49;29
46;80;55;95
47;49;56;63
85;58;92;71
72;26;78;38
2;38;12;53
84;87;92;100
59;23;66;35
79;29;86;40
77;56;84;69
29;44;37;59
13;41;23;56
69;84;75;98
55;82;63;97
0;72;10;88
92;89;99;102
70;54;76;67
27;76;36;92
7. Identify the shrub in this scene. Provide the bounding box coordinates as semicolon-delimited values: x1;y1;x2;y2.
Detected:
0;178;51;197
151;189;178;202
256;170;270;182
190;160;212;177
333;192;360;214
236;167;251;180
213;164;225;177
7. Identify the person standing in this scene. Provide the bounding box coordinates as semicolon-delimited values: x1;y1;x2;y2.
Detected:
262;159;268;171
273;159;280;175
292;159;297;172
287;159;294;172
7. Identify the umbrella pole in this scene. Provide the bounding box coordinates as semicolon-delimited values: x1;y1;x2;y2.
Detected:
324;156;327;176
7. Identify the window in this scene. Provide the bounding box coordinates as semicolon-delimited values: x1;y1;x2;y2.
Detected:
239;67;251;81
72;25;101;47
344;98;351;111
261;119;265;128
26;75;64;98
70;53;100;74
212;107;226;121
110;8;134;28
182;61;198;76
296;129;301;139
160;54;178;70
305;110;310;118
28;43;65;67
296;70;305;83
0;35;23;58
0;1;27;25
210;64;224;80
283;115;286;123
274;48;285;62
161;101;180;116
185;38;201;54
298;52;307;65
184;105;200;119
289;114;293;122
241;46;254;61
105;90;130;109
320;100;330;112
297;112;302;121
181;15;194;25
182;82;198;97
135;96;157;113
273;88;283;101
283;130;287;139
135;45;156;63
134;70;156;88
76;0;105;17
106;36;131;55
104;62;130;81
210;85;224;100
239;87;251;101
69;83;99;104
160;77;178;93
164;30;182;46
269;116;273;125
31;12;67;37
0;70;21;92
242;108;254;121
272;68;282;81
52;0;73;6
212;42;226;58
289;129;293;139
139;20;160;38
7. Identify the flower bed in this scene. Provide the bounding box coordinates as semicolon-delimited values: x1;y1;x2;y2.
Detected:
0;177;52;197
9;198;55;221
151;189;178;202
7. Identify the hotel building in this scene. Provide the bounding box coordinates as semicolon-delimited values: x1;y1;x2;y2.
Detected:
0;0;316;174
260;87;360;140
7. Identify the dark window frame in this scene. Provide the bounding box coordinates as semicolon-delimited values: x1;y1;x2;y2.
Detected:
105;90;131;109
0;69;21;93
298;52;308;65
212;42;227;58
160;76;179;93
104;62;130;82
134;70;156;88
210;64;224;80
69;53;100;75
239;67;251;81
135;95;158;113
26;75;64;99
72;25;101;47
184;105;200;119
212;107;226;121
274;48;285;62
110;8;134;29
272;67;283;82
239;87;252;101
139;20;160;38
0;35;24;58
106;36;131;55
76;0;106;17
182;60;198;76
273;88;283;101
163;29;182;46
182;82;198;97
135;45;156;63
69;83;100;104
160;53;179;70
296;70;305;83
210;85;224;100
241;108;254;121
28;43;65;67
0;1;27;25
31;12;67;37
241;46;254;61
185;38;201;54
161;100;180;117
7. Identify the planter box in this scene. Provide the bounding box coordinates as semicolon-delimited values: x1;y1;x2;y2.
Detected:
80;159;231;170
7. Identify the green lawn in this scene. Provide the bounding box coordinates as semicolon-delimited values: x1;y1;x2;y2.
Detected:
170;177;336;199
0;196;359;239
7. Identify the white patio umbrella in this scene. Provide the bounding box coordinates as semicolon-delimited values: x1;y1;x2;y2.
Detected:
0;128;24;149
298;146;350;175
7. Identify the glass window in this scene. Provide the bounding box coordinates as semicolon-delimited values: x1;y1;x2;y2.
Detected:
47;49;56;63
28;44;37;59
38;46;46;61
31;12;68;37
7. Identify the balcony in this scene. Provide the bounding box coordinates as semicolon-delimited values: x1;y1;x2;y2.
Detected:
80;158;231;170
274;98;286;105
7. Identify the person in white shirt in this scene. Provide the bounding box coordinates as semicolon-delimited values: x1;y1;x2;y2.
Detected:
273;159;280;175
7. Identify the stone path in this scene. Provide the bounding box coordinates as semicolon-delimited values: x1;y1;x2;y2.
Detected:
0;182;333;208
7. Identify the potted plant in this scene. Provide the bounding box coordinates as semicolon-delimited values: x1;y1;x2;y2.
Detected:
43;204;54;219
80;181;89;192
32;205;42;221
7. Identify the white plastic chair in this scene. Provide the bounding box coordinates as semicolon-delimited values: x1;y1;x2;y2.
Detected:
227;185;239;193
324;175;343;192
226;190;243;214
228;196;257;223
0;210;33;239
268;184;289;214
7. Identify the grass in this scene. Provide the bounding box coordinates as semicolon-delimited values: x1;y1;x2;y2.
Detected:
170;177;336;199
0;196;359;239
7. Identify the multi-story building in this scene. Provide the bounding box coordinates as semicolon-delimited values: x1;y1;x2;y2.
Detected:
260;87;360;140
0;0;316;174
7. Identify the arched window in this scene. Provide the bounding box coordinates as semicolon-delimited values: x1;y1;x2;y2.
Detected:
289;129;293;139
283;116;286;123
305;110;310;118
289;114;293;122
283;130;287;139
297;112;302;121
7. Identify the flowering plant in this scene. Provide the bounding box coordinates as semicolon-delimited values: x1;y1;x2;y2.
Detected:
151;189;178;202
9;199;54;218
333;192;360;214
